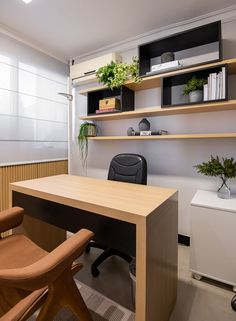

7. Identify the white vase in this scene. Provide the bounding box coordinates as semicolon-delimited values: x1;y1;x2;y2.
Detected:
189;90;203;103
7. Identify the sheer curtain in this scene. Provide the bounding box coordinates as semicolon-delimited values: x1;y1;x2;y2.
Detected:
0;33;69;165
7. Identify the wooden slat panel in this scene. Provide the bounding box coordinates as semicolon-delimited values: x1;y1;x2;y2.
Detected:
0;160;68;241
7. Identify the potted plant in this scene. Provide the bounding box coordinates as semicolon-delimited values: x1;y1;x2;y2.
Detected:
183;77;206;103
194;155;236;199
96;56;141;90
77;122;97;167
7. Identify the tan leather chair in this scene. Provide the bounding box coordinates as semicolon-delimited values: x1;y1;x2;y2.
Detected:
0;207;94;321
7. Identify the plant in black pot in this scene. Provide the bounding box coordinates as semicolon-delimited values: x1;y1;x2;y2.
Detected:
195;155;236;199
183;77;206;103
77;122;97;168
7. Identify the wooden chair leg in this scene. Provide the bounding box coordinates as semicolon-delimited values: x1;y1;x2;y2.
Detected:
36;267;92;321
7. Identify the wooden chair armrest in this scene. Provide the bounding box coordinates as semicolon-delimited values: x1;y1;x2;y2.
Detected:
0;207;24;234
0;229;94;291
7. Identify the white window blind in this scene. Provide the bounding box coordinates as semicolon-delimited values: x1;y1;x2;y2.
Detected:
0;33;69;165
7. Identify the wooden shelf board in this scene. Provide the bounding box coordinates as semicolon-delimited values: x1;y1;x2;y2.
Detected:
79;100;236;121
78;58;236;95
88;133;236;141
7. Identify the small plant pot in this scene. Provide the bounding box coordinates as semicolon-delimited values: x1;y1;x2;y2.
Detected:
189;90;203;103
85;124;97;137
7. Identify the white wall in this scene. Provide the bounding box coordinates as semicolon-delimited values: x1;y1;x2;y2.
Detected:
71;14;236;236
0;32;69;165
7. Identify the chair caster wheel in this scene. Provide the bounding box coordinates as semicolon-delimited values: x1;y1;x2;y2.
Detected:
85;244;91;253
91;266;100;277
231;295;236;311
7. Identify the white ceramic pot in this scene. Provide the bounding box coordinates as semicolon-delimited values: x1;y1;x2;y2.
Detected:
189;90;203;103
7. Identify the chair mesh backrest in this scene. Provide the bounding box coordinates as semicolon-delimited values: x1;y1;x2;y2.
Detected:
108;154;147;185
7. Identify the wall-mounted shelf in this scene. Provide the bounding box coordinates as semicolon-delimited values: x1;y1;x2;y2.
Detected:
162;64;227;107
139;21;221;77
88;133;236;141
87;85;134;115
78;58;236;95
79;99;236;121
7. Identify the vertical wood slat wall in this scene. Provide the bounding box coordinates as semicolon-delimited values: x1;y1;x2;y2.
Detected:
0;160;68;211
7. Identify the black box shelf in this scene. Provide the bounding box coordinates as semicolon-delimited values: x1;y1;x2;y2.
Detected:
161;64;228;108
87;85;134;116
139;21;222;78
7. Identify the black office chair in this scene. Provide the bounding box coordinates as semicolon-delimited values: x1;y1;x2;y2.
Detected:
86;153;147;277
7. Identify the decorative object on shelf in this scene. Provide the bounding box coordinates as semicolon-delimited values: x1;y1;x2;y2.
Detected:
183;77;207;103
194;155;236;199
96;97;121;114
127;119;168;136
127;127;135;136
138;118;150;131
96;56;142;90
99;97;120;110
78;122;97;167
161;52;175;63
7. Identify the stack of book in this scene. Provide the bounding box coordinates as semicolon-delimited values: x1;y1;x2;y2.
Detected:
146;60;182;75
203;67;226;101
96;97;120;114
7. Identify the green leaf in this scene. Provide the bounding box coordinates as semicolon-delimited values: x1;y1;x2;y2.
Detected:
183;77;207;96
96;57;142;90
194;155;236;179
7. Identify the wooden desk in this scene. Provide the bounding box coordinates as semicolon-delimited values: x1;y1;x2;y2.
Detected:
10;174;178;321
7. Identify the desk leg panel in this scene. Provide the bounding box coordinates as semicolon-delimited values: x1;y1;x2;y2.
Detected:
12;191;136;256
136;196;178;321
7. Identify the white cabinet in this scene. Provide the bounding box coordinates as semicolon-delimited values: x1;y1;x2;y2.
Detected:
70;52;122;85
190;190;236;290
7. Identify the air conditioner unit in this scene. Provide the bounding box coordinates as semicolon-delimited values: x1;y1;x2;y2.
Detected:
70;53;122;85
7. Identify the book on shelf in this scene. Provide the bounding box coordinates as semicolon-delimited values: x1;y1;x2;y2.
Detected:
211;73;217;100
222;67;226;99
95;108;120;114
151;60;181;72
203;84;208;101
204;66;226;101
146;60;182;75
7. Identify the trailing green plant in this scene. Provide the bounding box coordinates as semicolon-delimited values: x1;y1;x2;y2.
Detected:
77;122;97;167
96;56;142;90
183;77;206;96
194;155;236;189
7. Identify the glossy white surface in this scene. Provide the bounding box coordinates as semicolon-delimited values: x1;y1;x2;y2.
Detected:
191;189;236;213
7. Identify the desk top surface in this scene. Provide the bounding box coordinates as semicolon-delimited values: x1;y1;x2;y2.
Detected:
10;174;177;223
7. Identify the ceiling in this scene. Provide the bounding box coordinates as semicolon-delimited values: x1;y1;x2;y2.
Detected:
0;0;235;62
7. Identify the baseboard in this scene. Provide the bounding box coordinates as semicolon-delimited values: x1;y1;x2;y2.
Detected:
178;234;190;246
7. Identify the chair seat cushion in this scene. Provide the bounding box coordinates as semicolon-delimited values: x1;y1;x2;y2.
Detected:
0;234;48;269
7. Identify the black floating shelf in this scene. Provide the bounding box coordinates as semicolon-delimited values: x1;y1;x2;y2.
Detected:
161;64;228;108
139;21;222;78
87;86;134;116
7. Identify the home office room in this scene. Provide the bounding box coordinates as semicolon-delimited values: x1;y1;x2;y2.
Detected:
0;1;236;321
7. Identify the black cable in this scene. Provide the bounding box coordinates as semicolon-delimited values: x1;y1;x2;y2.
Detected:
231;294;236;311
